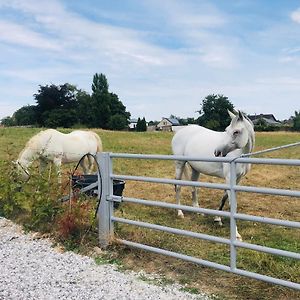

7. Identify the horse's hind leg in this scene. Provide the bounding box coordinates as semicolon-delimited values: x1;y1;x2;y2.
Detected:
87;155;95;174
80;156;93;174
190;168;200;209
214;191;228;226
175;160;186;218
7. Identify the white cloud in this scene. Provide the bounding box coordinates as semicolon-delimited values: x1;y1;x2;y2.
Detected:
291;8;300;23
0;20;61;50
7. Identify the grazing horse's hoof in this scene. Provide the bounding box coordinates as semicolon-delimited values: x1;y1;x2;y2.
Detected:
237;233;243;241
214;216;223;226
177;210;184;219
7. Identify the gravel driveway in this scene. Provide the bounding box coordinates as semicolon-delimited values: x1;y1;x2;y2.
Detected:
0;217;210;300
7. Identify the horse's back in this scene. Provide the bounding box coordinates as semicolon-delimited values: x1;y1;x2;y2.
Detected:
172;125;224;157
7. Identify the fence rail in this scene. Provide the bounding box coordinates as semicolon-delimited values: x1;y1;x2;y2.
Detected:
97;152;300;290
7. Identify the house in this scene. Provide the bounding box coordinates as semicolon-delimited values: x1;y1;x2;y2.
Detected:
156;117;180;131
129;118;138;130
248;114;281;126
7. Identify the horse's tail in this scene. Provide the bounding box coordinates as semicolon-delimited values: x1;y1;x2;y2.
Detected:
182;163;192;180
92;132;103;153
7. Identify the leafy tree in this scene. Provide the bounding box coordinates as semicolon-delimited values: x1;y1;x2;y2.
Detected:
197;94;234;131
109;114;128;130
292;110;300;131
6;73;131;130
90;73;111;128
76;90;93;126
13;105;37;126
109;93;130;125
0;116;15;126
88;73;130;129
43;109;78;128
136;117;147;132
34;83;79;127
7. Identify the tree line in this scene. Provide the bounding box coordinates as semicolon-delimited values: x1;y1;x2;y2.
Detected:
2;79;300;132
1;73;131;130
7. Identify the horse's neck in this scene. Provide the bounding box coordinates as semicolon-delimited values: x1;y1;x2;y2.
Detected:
242;123;255;155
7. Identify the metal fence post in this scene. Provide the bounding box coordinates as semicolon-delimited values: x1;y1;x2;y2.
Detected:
97;152;114;248
229;160;237;271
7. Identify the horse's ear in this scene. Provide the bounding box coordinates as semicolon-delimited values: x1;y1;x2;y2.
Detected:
238;110;244;121
227;110;236;120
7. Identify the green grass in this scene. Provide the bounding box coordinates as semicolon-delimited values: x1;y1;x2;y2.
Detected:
0;127;300;300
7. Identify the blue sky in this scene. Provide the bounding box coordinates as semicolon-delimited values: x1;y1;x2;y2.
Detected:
1;0;300;122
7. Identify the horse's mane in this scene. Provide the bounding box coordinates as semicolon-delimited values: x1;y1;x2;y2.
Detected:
243;114;255;152
18;129;55;160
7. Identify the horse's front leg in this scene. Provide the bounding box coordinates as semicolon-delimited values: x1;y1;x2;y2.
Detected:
53;157;62;184
39;159;48;174
175;160;186;218
220;177;242;241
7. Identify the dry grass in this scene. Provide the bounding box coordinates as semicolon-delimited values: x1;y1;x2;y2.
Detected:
0;128;300;299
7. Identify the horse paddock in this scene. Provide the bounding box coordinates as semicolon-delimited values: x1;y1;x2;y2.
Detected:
0;127;299;299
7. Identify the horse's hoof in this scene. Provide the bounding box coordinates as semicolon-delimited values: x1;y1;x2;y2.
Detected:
237;234;243;241
177;211;184;219
214;217;223;226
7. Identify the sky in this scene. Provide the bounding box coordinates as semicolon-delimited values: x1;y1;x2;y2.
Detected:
1;0;300;122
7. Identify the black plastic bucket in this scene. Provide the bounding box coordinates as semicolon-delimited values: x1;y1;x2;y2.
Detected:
72;174;125;208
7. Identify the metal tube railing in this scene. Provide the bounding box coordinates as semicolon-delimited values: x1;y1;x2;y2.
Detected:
111;216;230;245
98;152;300;290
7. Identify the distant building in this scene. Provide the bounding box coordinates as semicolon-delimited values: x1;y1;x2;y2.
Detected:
248;114;281;126
157;117;180;131
129;118;138;130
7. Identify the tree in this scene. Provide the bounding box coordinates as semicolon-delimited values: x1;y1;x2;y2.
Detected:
43;109;78;128
13;105;37;126
197;94;234;131
88;73;130;130
90;73;111;128
136;117;147;132
0;116;15;126
109;114;128;130
292;110;300;131
34;83;79;127
109;93;130;126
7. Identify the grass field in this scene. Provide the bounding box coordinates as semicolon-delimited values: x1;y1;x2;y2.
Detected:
0;127;299;299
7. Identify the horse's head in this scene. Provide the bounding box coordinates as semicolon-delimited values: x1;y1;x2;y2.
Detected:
214;110;254;157
13;160;30;181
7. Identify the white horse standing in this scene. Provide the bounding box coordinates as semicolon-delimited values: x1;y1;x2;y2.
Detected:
16;129;102;182
172;110;255;240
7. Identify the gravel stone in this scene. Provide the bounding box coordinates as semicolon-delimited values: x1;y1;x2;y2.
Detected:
0;217;210;300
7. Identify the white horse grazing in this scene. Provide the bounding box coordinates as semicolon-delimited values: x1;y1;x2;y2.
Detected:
172;110;255;240
16;129;103;182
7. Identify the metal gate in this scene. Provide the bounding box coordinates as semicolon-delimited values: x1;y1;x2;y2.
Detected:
97;152;300;290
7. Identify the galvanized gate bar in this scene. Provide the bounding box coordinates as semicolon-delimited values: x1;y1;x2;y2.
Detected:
234;240;300;260
110;153;300;166
112;174;300;197
234;185;300;197
229;161;237;271
112;174;229;190
116;239;300;290
111;216;231;245
117;238;232;273
110;196;231;217
235;213;300;229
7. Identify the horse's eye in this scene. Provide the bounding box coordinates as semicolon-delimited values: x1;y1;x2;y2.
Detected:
233;130;240;136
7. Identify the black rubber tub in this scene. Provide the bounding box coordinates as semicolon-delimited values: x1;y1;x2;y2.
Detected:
72;174;125;208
